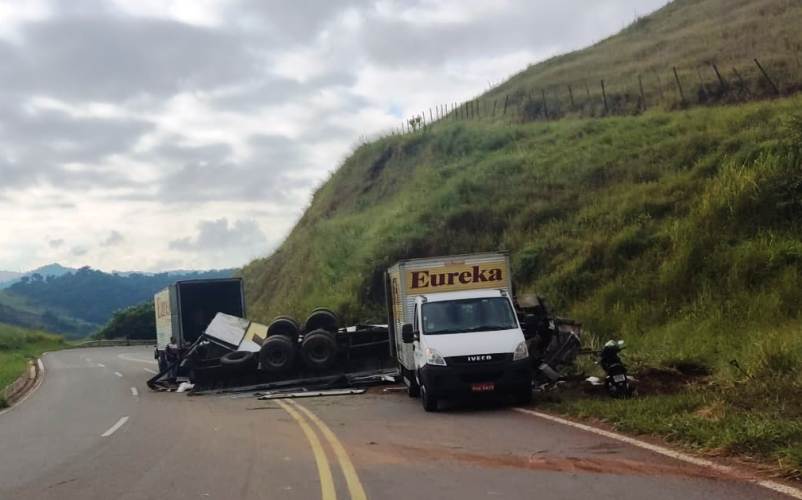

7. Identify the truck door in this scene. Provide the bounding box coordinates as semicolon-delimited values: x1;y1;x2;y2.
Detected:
412;302;423;369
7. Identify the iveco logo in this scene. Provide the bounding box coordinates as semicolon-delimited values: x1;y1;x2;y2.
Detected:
467;355;492;362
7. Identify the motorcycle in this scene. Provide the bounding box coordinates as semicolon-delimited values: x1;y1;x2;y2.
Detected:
599;340;633;398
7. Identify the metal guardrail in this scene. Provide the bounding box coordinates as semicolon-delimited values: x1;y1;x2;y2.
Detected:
68;339;155;349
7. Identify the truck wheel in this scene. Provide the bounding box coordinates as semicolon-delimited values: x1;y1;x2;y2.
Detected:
220;350;255;366
303;308;338;333
267;317;300;338
300;329;338;370
259;335;296;372
514;387;533;406
420;382;438;412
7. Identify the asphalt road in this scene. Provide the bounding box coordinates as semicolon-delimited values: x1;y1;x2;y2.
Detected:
0;346;793;500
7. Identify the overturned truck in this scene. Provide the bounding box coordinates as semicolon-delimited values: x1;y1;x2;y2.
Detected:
149;278;393;391
149;253;582;402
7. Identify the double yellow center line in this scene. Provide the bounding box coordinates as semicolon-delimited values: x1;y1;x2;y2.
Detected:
276;399;367;500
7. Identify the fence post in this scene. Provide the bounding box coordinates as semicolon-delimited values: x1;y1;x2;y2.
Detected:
711;63;728;93
638;74;645;110
567;84;575;109
672;66;686;104
600;79;609;114
754;58;780;95
503;95;509;115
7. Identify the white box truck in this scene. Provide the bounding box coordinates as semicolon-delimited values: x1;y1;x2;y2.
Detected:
386;252;532;411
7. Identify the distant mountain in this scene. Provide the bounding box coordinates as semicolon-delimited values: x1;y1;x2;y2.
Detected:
0;263;76;289
0;266;235;337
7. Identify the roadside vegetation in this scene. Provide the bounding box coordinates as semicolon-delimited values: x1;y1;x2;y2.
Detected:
0;323;64;408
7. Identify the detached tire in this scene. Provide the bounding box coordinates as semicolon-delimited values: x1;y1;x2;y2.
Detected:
259;335;296;373
220;350;255;366
300;329;338;370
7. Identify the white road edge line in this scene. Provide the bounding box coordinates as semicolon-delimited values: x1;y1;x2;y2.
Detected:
513;408;802;499
101;416;129;437
130;387;139;397
114;371;123;378
143;368;158;375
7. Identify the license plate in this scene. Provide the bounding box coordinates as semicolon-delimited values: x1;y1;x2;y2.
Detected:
613;374;627;383
471;382;495;392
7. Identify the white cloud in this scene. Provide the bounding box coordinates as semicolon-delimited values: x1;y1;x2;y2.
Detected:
0;0;668;273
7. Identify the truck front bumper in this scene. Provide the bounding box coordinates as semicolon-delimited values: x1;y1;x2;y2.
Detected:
419;359;532;399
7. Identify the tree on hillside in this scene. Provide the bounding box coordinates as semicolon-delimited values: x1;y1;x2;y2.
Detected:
96;302;155;340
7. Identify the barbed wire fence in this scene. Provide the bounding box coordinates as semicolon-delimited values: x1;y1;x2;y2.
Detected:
372;53;801;140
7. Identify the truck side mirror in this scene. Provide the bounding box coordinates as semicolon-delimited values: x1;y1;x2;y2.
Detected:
401;323;414;343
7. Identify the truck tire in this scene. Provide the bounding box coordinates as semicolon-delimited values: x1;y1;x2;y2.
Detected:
420;381;438;412
303;308;338;333
300;329;338;370
259;335;296;372
267;317;300;338
513;387;533;406
220;350;255;366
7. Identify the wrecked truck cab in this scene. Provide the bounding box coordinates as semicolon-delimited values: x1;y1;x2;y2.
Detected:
413;290;532;409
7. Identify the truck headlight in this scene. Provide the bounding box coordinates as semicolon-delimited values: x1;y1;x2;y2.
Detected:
513;341;529;361
424;347;447;366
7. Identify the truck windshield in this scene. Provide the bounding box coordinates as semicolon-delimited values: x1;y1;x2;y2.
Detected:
421;297;517;335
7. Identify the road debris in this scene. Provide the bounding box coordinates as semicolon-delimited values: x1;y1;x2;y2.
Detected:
257;389;366;400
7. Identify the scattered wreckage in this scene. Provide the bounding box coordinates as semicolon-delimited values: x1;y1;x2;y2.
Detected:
147;253;620;408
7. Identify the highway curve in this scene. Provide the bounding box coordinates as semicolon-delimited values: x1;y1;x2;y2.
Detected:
0;346;793;500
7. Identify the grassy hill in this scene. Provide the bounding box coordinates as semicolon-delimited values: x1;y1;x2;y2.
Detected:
453;0;802;122
0;323;63;407
242;0;802;474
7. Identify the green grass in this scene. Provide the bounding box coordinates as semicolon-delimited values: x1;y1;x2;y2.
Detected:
475;0;802;119
541;377;802;478
0;323;64;407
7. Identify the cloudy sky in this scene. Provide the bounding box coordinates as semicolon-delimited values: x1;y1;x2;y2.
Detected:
0;0;666;273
